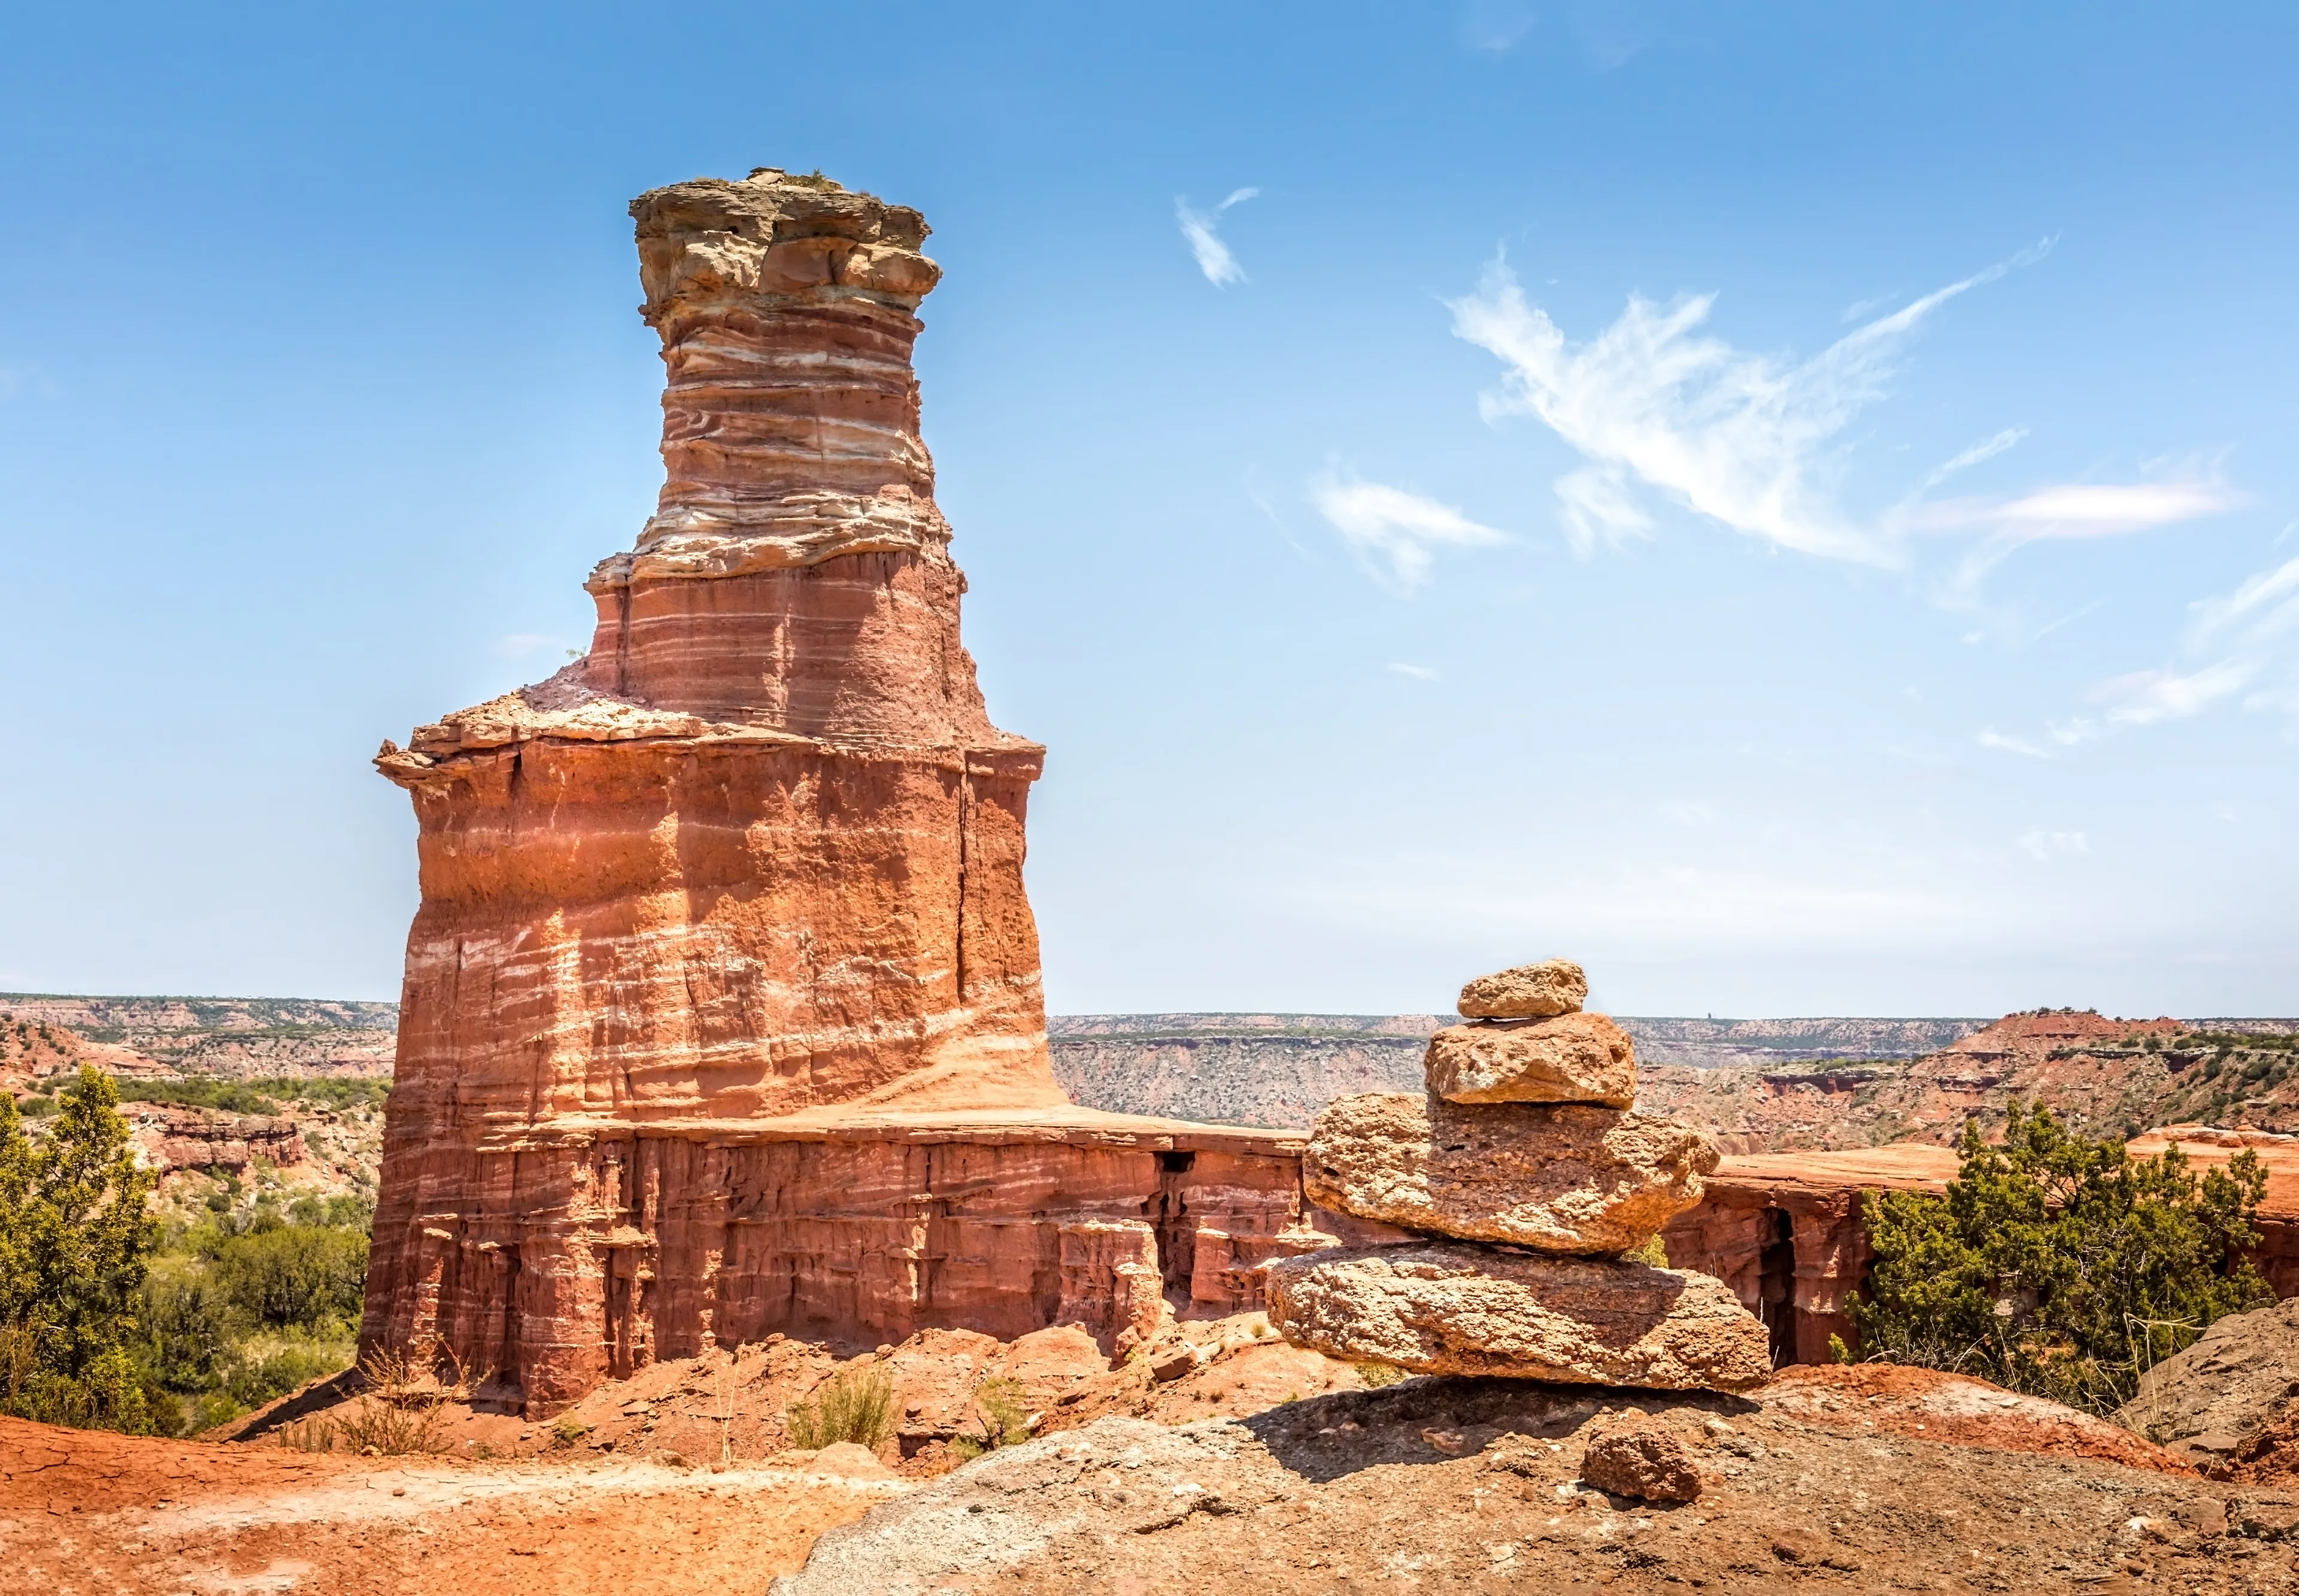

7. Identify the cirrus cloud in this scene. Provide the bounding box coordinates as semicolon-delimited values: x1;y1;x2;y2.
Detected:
1176;188;1259;287
1448;247;2237;569
1312;471;1509;591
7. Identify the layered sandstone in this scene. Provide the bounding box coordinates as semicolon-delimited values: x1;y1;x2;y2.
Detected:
1264;1242;1770;1388
1302;1092;1716;1253
361;170;1339;1413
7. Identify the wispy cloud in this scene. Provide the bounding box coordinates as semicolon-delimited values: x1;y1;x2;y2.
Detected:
2019;828;2089;861
1450;254;2036;564
1980;553;2299;747
2098;555;2299;724
2094;661;2257;725
1176;188;1259;287
1978;729;2052;758
1920;427;2027;490
1912;478;2246;541
1387;662;1442;681
1449;243;2236;575
1312;471;1509;591
2190;554;2299;651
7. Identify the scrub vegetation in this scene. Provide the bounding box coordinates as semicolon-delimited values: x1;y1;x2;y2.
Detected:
1845;1100;2270;1415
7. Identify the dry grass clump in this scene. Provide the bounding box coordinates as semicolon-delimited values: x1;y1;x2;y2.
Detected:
784;1364;895;1451
951;1375;1032;1461
274;1344;482;1456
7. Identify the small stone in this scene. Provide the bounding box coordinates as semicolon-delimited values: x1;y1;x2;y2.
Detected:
1148;1346;1200;1383
1266;1241;1771;1391
1425;1013;1635;1106
1304;1093;1717;1252
808;1442;897;1479
1582;1423;1703;1502
1457;960;1587;1019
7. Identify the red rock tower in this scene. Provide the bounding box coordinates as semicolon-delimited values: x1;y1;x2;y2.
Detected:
360;171;1326;1413
377;169;1062;1127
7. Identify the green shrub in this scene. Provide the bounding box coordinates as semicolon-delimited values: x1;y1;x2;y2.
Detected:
212;1224;368;1331
113;1079;283;1115
1351;1360;1409;1388
1620;1234;1669;1267
0;1069;163;1433
1846;1101;2270;1415
784;1363;895;1450
137;1256;233;1392
108;1075;390;1117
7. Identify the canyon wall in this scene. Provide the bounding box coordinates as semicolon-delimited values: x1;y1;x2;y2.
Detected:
360;171;1337;1412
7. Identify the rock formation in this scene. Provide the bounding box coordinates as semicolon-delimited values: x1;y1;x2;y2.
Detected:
360;169;1340;1414
1270;960;1771;1390
1302;1093;1715;1252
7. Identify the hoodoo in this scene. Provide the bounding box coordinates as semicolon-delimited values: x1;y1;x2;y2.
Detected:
362;170;1334;1413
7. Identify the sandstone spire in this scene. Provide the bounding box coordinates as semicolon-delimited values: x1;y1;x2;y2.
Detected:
375;166;1061;1124
360;171;1336;1415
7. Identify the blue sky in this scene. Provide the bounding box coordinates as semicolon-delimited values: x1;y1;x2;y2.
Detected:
2;2;2294;1018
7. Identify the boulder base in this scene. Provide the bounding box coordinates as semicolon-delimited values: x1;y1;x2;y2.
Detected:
1266;1242;1771;1391
1457;960;1587;1019
1424;1013;1634;1106
1305;1093;1716;1253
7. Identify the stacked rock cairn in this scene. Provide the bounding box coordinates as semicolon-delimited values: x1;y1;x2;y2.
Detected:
1266;960;1773;1393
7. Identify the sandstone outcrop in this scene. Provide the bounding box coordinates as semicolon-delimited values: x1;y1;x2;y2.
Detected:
1303;1092;1714;1252
360;169;1346;1414
1272;961;1769;1393
1264;1242;1769;1386
1457;958;1587;1019
1424;1011;1635;1105
125;1103;306;1178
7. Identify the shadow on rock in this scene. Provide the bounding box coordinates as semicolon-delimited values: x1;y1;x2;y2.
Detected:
1235;1375;1759;1483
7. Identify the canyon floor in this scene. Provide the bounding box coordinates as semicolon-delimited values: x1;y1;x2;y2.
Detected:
13;1358;2299;1595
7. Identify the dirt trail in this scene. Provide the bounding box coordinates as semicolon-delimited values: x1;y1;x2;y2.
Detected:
0;1416;897;1596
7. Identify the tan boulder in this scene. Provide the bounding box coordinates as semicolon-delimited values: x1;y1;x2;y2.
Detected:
1304;1093;1716;1252
1425;1012;1635;1105
1266;1241;1771;1390
1457;959;1587;1019
1582;1421;1704;1501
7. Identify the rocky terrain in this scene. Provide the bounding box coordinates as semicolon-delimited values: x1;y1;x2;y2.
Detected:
22;1331;2299;1594
0;994;396;1078
774;1367;2291;1594
2121;1298;2299;1481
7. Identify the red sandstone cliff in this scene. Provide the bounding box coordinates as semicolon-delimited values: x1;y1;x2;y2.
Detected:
361;171;1332;1413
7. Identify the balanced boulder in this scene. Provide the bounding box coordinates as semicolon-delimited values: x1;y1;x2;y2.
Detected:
1303;1092;1718;1254
1457;958;1587;1019
1425;1011;1635;1106
1266;1241;1771;1390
